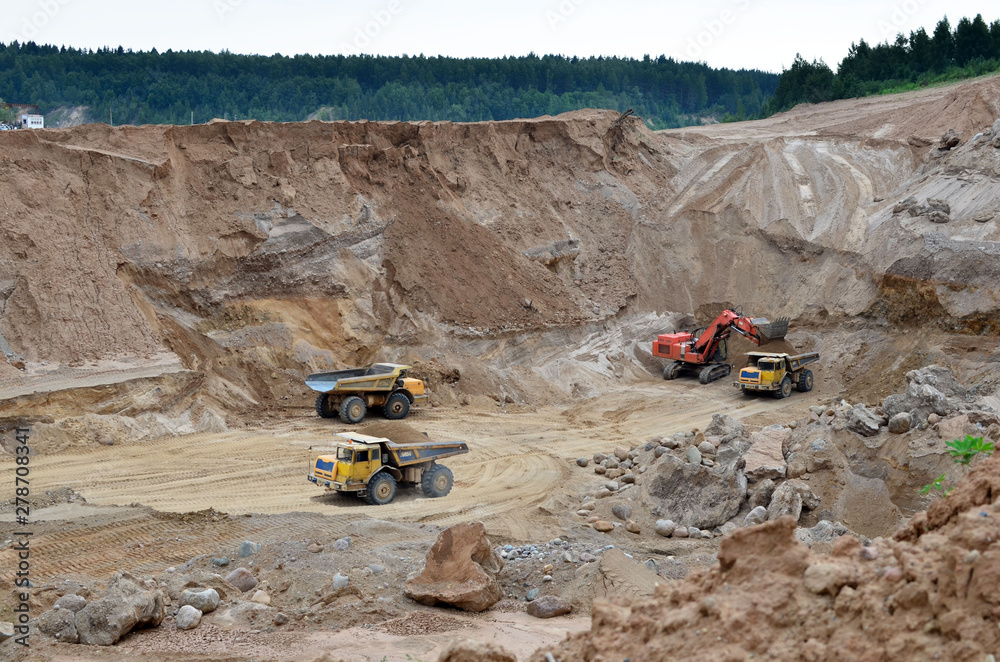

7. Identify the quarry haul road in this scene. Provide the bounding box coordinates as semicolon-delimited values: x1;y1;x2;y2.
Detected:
2;378;822;575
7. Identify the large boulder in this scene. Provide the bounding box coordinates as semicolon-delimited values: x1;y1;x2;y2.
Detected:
743;425;789;481
705;413;746;445
526;595;572;619
74;572;164;646
883;366;968;425
37;607;79;643
179;588;220;614
640;454;746;530
404;522;505;612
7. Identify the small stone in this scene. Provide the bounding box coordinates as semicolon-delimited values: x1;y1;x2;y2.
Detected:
225;567;258;593
611;503;633;521
614;446;629;460
576;457;590;467
788;420;798;430
860;547;879;561
180;588;220;613
370;564;385;575
744;506;768;526
250;590;270;605
625;520;641;534
928;413;941;425
176;605;202;630
687;446;703;465
888;412;912;434
620;473;635;484
211;556;230;567
593;521;614;533
654;446;668;458
526;588;540;601
672;526;689;538
526;595;572;619
238;541;260;558
333;537;351;551
273;612;289;626
654;519;676;537
333;573;350;591
687;526;701;537
701;458;714;467
580;501;596;511
697;441;716;456
593;453;607;463
579;553;597;563
595;488;612;499
644;559;659;573
54;595;87;613
307;543;324;554
594;465;607;475
562;551;573;563
543;564;554;573
605;481;619;492
542;575;553;582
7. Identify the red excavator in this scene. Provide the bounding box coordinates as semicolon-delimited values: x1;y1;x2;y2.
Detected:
652;308;789;384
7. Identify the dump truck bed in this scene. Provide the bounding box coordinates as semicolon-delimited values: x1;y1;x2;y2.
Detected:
382;440;469;467
305;363;407;394
745;351;820;371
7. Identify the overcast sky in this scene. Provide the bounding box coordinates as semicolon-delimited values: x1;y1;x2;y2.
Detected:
5;0;996;72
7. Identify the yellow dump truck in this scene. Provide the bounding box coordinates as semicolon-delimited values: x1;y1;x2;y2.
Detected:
736;351;819;398
307;432;469;505
307;363;427;424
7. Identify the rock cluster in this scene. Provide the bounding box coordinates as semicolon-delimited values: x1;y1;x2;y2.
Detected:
891;196;951;223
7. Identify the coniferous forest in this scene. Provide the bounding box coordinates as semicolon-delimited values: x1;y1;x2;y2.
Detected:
1;14;998;128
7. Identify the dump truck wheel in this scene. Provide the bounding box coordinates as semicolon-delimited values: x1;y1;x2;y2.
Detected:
663;362;683;380
422;464;454;498
741;385;754;397
314;393;337;419
774;376;792;399
383;392;410;420
339;396;367;424
797;369;814;393
365;472;397;505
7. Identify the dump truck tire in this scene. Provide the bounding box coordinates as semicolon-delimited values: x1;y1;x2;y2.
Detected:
339;396;367;424
421;464;454;498
741;385;753;397
774;376;792;399
383;392;410;420
315;393;337;419
797;369;814;392
365;472;397;505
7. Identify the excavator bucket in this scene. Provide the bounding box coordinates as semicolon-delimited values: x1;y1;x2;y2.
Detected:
752;317;789;344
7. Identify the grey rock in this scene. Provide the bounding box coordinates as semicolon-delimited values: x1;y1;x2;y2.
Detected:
620;473;635;484
526;595;572;619
928;210;949;224
842;404;885;437
687;526;701;537
653;519;677;538
369;564;385;575
179;588;220;613
927;198;951;215
720;522;738;536
939;129;961;150
767;480;819;522
0;621;14;642
749;479;775;509
614;446;629;460
273;612;289;626
993;118;1000;136
38;607;79;643
888;412;912;434
593;453;607;464
238;541;260;558
576;457;590;467
744;505;768;526
611;503;633;521
686;446;703;465
595;488;612;499
605;458;620;470
526;588;540;601
224;567;259;593
604;481;619;492
697;441;716;455
579;553;596;563
883;366;968;424
796;520;849;547
640;453;746;530
333;537;352;551
175;605;202;630
644;559;659;573
211;556;230;567
705;413;746;444
671;525;688;538
54;594;87;613
75;572;166;646
654;446;668;458
333;573;350;591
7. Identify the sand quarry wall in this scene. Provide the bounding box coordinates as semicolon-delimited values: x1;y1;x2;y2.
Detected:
2;77;1000;408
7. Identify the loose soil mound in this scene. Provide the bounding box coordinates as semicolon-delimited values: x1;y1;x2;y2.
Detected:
533;453;1000;662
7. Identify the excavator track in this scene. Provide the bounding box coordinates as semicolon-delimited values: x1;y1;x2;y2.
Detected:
698;363;732;384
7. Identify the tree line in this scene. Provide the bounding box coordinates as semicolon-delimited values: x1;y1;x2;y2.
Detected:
767;14;1000;112
0;43;777;129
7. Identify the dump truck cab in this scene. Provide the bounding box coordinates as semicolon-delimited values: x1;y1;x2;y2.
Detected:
737;351;819;399
308;432;469;505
